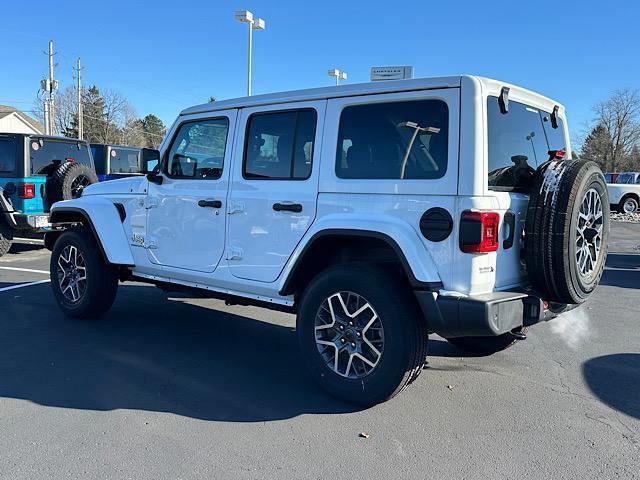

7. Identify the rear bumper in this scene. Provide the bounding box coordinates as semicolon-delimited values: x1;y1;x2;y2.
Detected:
13;213;51;232
415;290;572;338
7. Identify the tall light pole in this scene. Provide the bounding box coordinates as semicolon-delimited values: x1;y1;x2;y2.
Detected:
235;10;266;96
328;68;347;86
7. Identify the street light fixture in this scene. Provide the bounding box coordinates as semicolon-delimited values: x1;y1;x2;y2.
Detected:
328;68;347;86
235;10;266;96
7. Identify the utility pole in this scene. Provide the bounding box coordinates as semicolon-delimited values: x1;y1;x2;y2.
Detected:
43;101;50;135
47;40;57;135
76;58;83;139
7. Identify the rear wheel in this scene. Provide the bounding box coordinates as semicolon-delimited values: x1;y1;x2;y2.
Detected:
297;264;427;406
620;196;639;214
0;219;13;257
50;229;118;318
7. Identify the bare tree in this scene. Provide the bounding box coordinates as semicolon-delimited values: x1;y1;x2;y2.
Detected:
98;89;127;144
590;88;640;171
121;103;146;147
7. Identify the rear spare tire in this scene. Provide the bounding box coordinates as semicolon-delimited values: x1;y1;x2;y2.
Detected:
47;162;98;204
524;160;609;304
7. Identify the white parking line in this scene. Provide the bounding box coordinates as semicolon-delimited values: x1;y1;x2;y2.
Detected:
0;280;51;292
0;266;50;275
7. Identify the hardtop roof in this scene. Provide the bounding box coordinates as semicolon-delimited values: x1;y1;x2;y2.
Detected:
181;76;463;116
179;75;564;117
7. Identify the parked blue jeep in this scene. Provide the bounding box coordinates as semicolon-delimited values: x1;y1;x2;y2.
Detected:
91;144;145;181
0;133;98;256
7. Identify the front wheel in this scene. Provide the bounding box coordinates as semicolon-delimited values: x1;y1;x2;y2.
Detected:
297;264;427;406
50;229;118;318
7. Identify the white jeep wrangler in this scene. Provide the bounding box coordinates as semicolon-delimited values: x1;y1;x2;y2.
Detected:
46;76;609;405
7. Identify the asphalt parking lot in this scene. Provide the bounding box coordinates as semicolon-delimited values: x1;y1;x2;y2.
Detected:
0;224;638;480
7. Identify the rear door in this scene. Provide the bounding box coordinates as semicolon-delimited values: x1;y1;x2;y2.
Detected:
486;96;563;288
226;101;325;283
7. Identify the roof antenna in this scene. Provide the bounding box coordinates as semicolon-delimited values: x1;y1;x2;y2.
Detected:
498;87;510;114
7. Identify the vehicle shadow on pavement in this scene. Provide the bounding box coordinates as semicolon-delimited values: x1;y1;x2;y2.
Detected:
0;284;360;422
8;243;45;255
582;354;640;420
426;338;490;358
599;253;640;289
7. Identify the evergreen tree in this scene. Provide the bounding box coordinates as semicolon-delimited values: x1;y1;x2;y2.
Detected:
581;125;613;171
141;114;166;148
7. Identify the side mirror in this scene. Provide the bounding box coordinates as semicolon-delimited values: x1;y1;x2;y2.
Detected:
142;148;162;184
141;148;161;174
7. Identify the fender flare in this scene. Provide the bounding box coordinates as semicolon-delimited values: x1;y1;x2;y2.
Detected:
279;216;444;295
49;198;134;265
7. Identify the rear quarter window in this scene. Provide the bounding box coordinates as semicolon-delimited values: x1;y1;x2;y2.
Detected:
335;99;449;180
109;148;140;174
0;136;18;175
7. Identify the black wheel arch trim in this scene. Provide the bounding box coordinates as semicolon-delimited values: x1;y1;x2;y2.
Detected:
279;228;443;296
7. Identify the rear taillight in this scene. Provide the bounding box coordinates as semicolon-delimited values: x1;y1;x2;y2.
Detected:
18;183;36;199
459;211;500;253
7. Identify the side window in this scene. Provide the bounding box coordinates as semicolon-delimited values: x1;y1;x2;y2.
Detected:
110;148;140;173
243;109;317;180
0;137;17;174
487;97;549;190
167;118;229;179
335;99;449;180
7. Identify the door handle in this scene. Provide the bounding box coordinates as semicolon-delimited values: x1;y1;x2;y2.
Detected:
198;199;222;208
273;202;303;213
503;211;516;249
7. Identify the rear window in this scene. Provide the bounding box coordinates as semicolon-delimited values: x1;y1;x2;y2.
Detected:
487;97;566;191
109;147;140;174
336;99;449;180
30;138;92;175
0;136;17;175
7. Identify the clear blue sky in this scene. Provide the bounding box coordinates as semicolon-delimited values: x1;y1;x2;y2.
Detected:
1;0;638;146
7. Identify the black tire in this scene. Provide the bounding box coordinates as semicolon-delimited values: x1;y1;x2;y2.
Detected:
50;228;118;319
46;162;98;205
524;160;609;304
0;219;13;257
446;327;528;355
619;195;639;214
297;263;427;406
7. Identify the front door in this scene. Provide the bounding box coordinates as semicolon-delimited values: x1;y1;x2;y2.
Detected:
146;111;236;273
227;101;325;283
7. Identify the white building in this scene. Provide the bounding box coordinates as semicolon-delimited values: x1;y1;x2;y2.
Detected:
0;105;44;134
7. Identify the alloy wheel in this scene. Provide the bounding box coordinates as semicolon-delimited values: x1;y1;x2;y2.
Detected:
57;245;87;303
314;291;384;379
70;174;91;198
623;198;638;214
576;188;604;278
